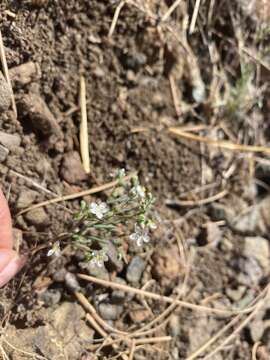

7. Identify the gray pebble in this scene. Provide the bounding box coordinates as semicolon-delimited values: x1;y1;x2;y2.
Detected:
111;277;127;302
53;268;67;282
0;145;9;162
64;272;80;292
39;289;61;306
80;262;109;281
126;256;146;284
98;302;123;321
124;52;147;71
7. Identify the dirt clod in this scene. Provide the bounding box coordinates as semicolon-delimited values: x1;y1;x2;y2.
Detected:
16;189;38;210
0;131;21;149
60;151;88;184
9;61;41;86
24;207;49;227
17;93;63;138
152;245;183;288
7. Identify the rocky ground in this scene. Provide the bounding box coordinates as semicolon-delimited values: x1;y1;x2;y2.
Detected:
0;1;270;359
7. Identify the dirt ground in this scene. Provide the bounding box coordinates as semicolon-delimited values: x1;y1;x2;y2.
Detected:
0;0;270;359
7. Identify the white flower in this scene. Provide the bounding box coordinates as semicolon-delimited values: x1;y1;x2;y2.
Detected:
89;202;109;219
129;224;150;246
89;250;108;268
132;184;146;198
148;221;157;230
118;168;126;178
47;241;61;257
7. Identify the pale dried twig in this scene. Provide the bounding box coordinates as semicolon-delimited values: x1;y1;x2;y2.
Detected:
17;173;136;215
189;0;202;34
0;30;17;117
169;127;270;154
80;75;90;174
162;0;183;22
108;0;126;37
78;273;256;315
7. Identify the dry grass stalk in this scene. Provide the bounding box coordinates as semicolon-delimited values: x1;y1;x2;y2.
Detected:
169;127;270;154
128;340;136;360
78;273;256;315
80;75;90;174
108;0;126;37
17;173;136;216
161;0;183;22
0;30;17;118
169;74;181;117
252;342;261;360
189;0;202;34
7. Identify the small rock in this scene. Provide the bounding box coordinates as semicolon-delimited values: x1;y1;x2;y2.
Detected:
106;242;124;272
52;268;67;282
98;302;123;320
64;272;80;292
9;61;41;86
60;151;88;184
129;308;151;323
111;277;127;302
238;257;264;286
39;289;61;306
81;261;109;281
0;144;9;162
123;52;147;71
244;236;269;270
126;256;146;284
24;208;49;227
17;93;62;137
0;131;21;149
152;245;183;287
226;286;246;302
0;71;11;111
16;189;38;210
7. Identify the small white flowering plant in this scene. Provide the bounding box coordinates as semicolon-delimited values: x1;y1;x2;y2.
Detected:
48;171;157;268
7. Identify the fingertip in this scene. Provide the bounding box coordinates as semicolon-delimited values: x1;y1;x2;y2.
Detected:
0;253;25;288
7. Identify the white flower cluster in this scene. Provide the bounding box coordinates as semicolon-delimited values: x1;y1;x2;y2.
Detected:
89;202;109;220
